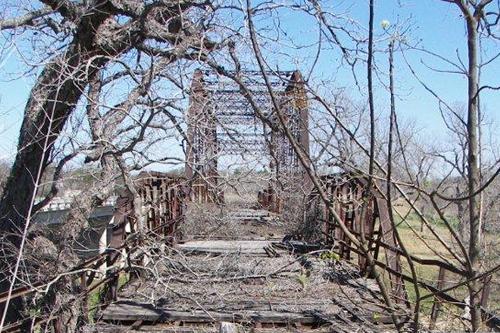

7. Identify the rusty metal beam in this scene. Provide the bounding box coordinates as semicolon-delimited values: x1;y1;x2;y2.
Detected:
185;69;311;211
312;173;409;305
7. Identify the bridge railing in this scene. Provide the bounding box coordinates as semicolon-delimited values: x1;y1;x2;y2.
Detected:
309;172;499;330
135;171;186;242
0;173;187;332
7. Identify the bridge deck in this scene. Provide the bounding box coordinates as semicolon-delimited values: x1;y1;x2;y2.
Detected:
95;233;399;332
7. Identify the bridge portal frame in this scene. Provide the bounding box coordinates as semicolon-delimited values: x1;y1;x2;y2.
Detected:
185;69;310;209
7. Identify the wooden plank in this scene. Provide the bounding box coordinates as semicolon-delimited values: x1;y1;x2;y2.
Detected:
94;324;336;333
102;301;327;324
116;299;337;312
95;325;214;333
176;240;282;255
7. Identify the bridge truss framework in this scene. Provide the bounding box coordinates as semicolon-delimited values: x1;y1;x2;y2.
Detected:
185;69;311;207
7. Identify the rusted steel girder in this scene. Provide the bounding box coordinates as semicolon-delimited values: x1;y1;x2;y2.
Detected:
185;70;220;204
314;173;409;305
99;172;187;303
262;71;312;213
134;171;187;243
185;69;311;211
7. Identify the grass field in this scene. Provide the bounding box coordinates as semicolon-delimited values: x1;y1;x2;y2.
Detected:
374;205;500;329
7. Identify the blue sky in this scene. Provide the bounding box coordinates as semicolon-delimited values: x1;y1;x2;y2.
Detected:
0;0;498;163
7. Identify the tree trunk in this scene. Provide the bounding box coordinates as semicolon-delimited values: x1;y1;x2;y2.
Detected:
0;6;122;323
464;13;482;333
0;0;198;321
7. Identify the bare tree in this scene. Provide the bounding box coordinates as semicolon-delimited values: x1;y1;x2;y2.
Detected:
0;0;216;325
0;1;498;332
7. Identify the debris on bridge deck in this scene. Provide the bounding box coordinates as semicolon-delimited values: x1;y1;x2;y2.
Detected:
177;240;282;255
93;238;402;333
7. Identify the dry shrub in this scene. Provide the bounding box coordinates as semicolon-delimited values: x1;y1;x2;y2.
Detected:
278;176;324;243
180;203;237;239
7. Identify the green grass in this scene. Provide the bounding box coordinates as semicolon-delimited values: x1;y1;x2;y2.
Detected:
385;207;499;322
87;272;130;322
374;209;468;318
87;286;103;323
118;273;129;289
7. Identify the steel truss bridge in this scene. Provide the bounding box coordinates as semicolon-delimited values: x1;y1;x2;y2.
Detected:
185;69;311;205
